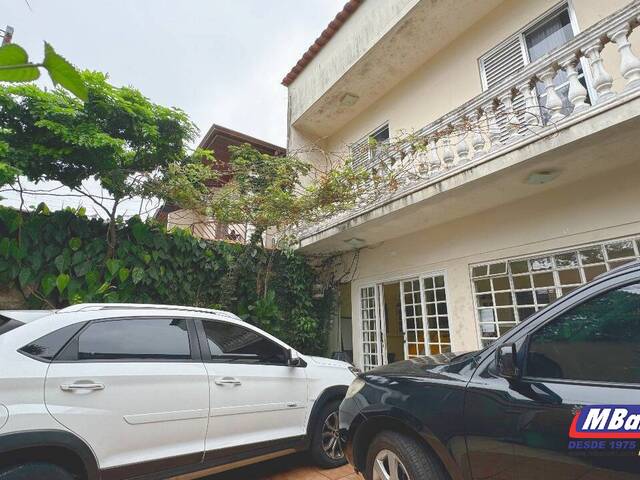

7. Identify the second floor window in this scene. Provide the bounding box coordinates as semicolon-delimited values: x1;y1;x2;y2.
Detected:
479;4;586;130
350;124;389;170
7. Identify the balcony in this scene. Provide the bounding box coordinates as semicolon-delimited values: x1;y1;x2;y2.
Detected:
296;1;640;253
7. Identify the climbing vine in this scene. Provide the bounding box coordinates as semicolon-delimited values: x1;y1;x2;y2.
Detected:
0;206;330;354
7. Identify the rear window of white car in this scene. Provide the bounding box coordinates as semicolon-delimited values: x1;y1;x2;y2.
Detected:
0;315;23;336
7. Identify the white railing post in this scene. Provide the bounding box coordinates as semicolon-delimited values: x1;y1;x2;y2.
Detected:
428;136;442;174
453;118;470;164
608;21;640;91
559;54;591;113
468;109;486;158
497;90;520;141
441;130;455;169
582;39;615;102
516;79;540;128
537;66;565;123
485;101;502;151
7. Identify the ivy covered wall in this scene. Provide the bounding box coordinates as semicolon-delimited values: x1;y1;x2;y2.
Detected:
0;206;332;355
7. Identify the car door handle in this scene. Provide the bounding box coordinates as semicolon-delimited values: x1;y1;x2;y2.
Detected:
214;377;242;386
60;382;105;392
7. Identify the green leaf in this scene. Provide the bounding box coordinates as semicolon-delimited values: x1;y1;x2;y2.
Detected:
0;44;40;82
106;258;121;276
69;237;82;251
131;222;149;243
118;267;130;283
18;268;32;287
42;42;88;100
96;282;111;294
56;273;70;293
132;266;144;284
0;238;9;258
86;269;100;287
41;274;56;296
54;254;66;273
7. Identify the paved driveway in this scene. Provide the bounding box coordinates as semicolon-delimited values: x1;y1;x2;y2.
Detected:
204;453;363;480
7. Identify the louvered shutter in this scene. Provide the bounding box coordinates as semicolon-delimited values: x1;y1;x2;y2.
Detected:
350;136;371;169
480;37;527;141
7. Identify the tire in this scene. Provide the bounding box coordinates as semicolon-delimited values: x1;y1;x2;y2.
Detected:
0;462;74;480
310;399;347;469
365;431;448;480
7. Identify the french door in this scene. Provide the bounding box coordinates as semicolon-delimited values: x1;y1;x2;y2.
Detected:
359;273;452;370
359;285;385;371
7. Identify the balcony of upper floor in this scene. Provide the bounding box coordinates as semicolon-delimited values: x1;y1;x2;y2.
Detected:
294;0;640;253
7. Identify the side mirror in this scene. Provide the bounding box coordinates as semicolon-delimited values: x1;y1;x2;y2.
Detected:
286;349;306;368
496;342;520;380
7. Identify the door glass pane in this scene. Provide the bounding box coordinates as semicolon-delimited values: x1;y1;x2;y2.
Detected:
76;318;191;361
360;286;380;370
201;320;287;365
526;282;640;384
423;274;451;354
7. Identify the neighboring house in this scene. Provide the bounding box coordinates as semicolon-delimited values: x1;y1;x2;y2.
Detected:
283;0;640;370
157;123;285;244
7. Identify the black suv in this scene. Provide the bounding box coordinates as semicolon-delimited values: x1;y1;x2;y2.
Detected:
340;262;640;480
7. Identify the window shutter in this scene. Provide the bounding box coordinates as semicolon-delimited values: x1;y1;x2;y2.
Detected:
350;137;370;169
480;37;527;141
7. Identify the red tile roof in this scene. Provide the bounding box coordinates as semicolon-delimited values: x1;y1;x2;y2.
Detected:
281;0;364;86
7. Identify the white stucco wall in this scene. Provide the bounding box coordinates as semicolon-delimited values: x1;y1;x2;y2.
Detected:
348;162;640;369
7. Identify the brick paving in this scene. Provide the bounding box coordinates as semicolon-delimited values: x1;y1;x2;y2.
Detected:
204;453;364;480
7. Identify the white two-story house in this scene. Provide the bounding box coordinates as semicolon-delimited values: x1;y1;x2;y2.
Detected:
283;0;640;370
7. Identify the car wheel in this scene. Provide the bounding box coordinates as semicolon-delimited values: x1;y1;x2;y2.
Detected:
310;399;347;468
0;462;75;480
365;431;447;480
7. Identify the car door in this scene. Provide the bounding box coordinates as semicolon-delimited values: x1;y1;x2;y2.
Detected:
195;318;308;455
465;274;640;479
45;316;209;475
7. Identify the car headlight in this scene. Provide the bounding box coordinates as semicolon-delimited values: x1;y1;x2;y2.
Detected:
348;366;361;377
345;377;366;399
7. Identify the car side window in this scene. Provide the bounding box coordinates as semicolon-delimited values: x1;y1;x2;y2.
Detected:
61;318;191;361
201;320;287;365
525;282;640;384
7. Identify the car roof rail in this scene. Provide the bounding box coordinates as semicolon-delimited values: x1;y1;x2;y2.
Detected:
57;303;241;320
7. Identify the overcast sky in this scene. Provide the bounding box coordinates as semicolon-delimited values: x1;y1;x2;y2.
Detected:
0;0;344;214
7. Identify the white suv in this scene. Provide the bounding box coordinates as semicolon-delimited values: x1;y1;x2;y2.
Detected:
0;304;358;480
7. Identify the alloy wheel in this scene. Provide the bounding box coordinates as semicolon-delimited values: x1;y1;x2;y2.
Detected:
372;449;411;480
321;411;344;460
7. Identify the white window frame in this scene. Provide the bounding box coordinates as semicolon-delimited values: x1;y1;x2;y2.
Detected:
350;122;390;170
355;269;452;370
469;235;640;348
477;1;596;102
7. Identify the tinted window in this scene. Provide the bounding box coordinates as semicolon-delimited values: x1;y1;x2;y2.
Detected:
202;321;287;365
0;316;23;336
73;318;191;361
20;323;86;361
526;282;640;384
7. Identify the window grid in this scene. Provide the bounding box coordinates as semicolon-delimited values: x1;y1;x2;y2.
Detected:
472;237;640;347
360;286;380;371
401;279;425;358
423;274;451;354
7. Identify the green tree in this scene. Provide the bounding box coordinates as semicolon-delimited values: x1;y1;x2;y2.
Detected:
0;71;202;256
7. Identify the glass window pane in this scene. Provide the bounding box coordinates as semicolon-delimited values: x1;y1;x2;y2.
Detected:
535;288;557;305
580;247;604;265
555;252;578;267
533;272;554;287
492;276;510;291
510;260;529;274
526;282;640;384
434;276;445;288
513;275;532;289
606;241;635;260
496;308;516;322
489;262;507;275
495;292;513;306
518;307;536;321
203;321;287;364
472;265;488;278
515;291;535;305
584;264;607;282
558;269;581;285
474;279;491;293
77;319;191;361
477;294;493;307
530;257;553;271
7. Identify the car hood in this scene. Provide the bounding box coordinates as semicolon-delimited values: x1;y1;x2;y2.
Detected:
304;355;351;369
365;351;479;378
